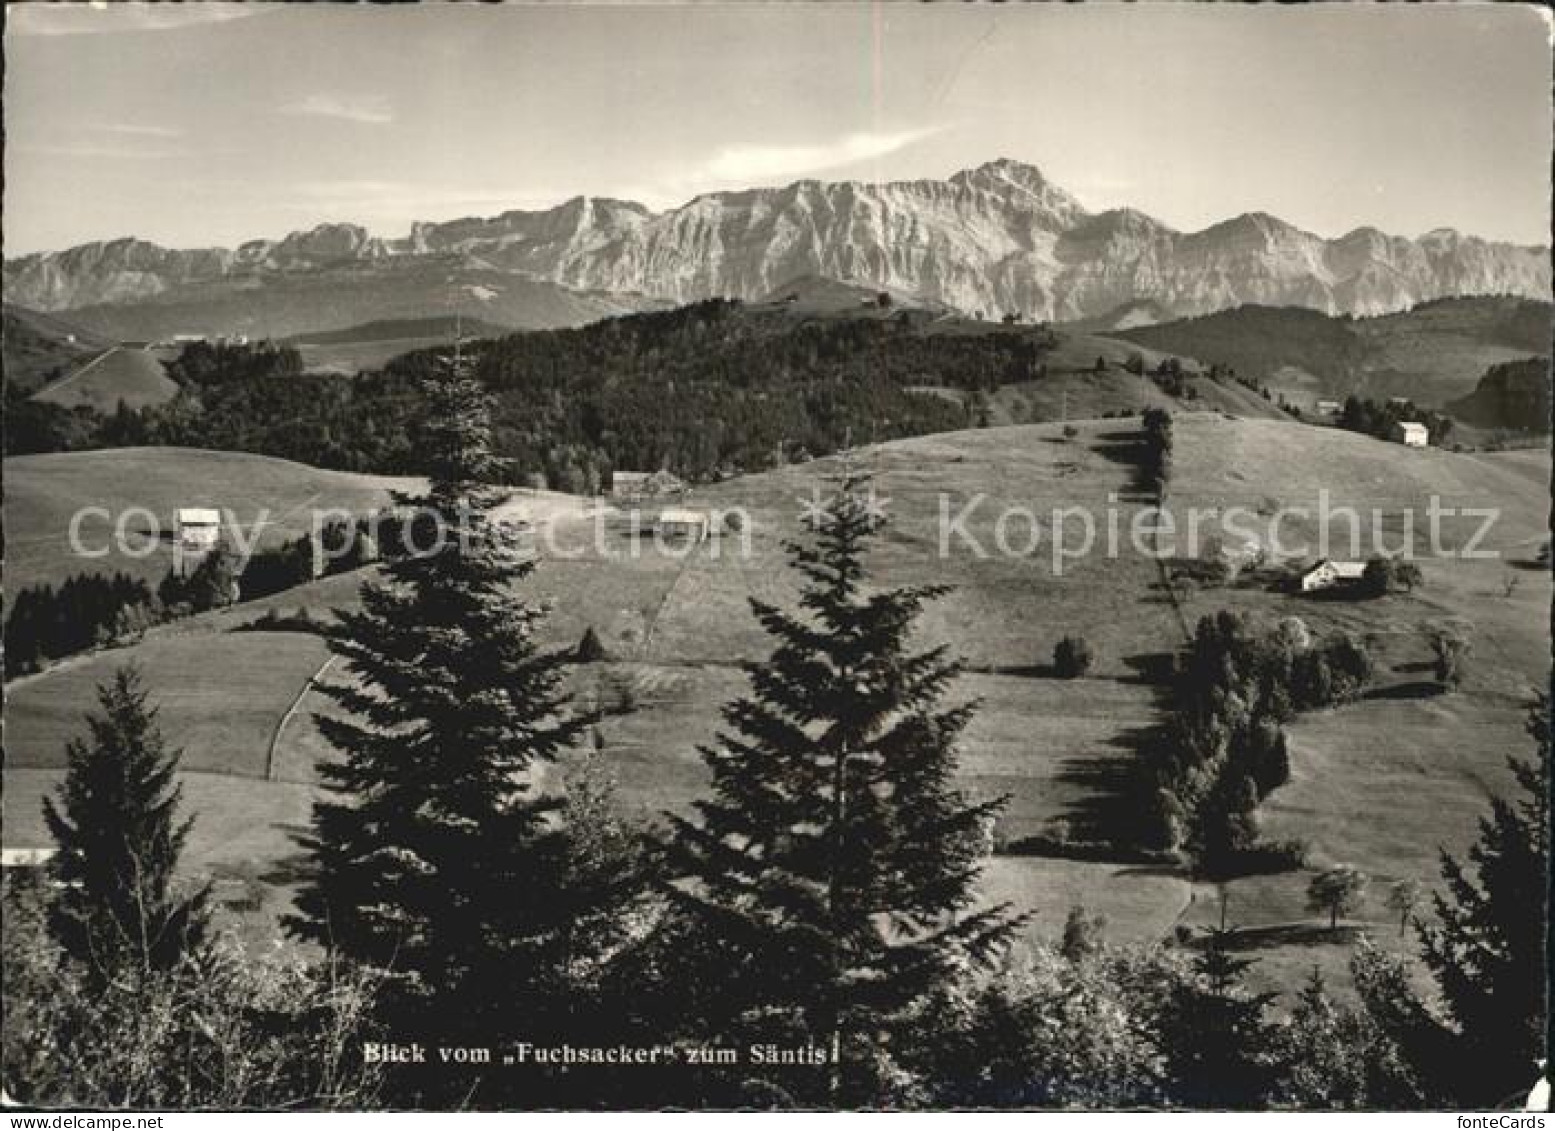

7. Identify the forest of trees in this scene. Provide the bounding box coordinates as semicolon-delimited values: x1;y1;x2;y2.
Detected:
3;302;1068;487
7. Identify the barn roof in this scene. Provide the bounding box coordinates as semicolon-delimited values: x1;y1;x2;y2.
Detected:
1303;558;1366;579
659;508;706;525
176;507;221;525
1;847;57;868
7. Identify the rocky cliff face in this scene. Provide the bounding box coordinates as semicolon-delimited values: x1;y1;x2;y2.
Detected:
6;159;1548;320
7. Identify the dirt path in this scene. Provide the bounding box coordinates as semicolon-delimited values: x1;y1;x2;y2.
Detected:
266;654;335;781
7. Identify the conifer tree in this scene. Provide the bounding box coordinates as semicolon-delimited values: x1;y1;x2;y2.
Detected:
42;667;209;979
1267;968;1420;1109
285;348;598;1097
1416;693;1549;1107
667;473;1022;1105
1160;929;1275;1108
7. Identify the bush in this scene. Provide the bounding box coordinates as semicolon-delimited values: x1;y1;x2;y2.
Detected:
1054;635;1095;678
2;875;384;1108
575;625;610;663
1430;627;1471;690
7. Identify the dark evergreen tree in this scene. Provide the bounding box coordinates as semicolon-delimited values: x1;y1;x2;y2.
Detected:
42;667;209;980
1160;929;1275;1108
1416;694;1549;1107
285;350;600;1104
575;625;610;663
666;474;1023;1105
1268;968;1421;1109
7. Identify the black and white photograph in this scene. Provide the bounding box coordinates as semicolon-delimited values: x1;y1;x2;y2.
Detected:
1;0;1551;1115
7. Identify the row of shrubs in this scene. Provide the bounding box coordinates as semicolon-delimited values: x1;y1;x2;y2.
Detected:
1142;611;1374;875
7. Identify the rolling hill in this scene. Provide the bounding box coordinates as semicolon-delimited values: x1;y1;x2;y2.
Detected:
1107;296;1553;408
3;447;418;593
285;314;514;375
286;315;512;345
31;254;662;343
1446;357;1552;432
1;304;113;393
31;346;181;413
4;415;1546;998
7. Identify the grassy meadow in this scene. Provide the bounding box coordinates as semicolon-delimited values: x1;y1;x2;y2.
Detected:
3;414;1548;1001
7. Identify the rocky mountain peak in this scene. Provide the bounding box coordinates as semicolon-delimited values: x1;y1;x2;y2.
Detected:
4;160;1548;322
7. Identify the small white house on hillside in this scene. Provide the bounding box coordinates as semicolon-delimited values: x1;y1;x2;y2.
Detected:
610;471;653;499
1;847;57;870
1300;559;1367;593
176;507;221;551
657;508;708;542
1391;421;1429;448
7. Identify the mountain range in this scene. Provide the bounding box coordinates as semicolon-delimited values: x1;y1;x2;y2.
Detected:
4;159;1549;337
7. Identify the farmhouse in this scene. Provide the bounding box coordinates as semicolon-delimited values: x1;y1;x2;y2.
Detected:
1;847;57;870
1315;399;1342;416
176;507;222;551
1391;421;1429;447
610;471;653;499
1299;558;1367;593
657;507;709;542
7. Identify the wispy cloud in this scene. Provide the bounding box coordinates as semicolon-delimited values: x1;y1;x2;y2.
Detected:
620;126;948;208
281;93;394;126
698;127;944;184
8;3;261;37
93;123;184;139
14;143;184;161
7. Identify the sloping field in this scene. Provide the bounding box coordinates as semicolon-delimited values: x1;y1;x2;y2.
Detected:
2;304;113;392
3;447;418;592
31;347;180;412
1109;297;1553;408
5;416;1547;1002
4;630;328;779
1155;415;1551;995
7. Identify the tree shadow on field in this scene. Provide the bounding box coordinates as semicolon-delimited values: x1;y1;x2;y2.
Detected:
977;662;1060;679
1050;652;1178;848
1118;650;1177;687
1055;723;1169;848
257;825;315;887
1365;680;1442;702
1210;922;1365;952
1089;429;1154;503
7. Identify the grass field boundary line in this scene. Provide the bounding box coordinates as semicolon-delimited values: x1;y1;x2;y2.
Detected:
637;537;705;661
267;653;335;781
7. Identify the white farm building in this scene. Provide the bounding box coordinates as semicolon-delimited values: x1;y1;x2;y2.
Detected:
1299;559;1367;593
657;508;709;542
1391;421;1429;448
176;507;222;551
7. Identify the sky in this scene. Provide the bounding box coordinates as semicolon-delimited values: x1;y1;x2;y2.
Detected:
3;1;1551;255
